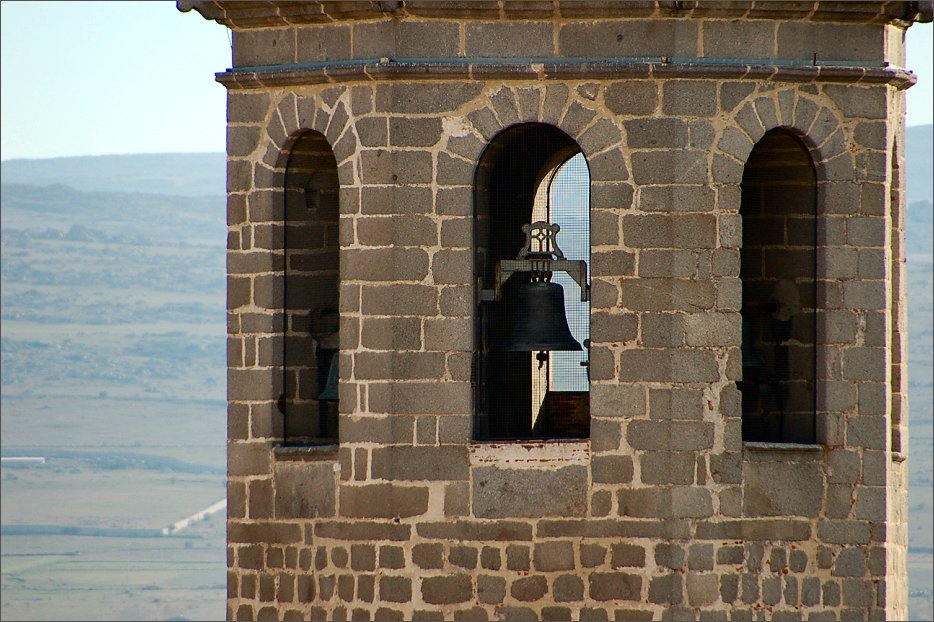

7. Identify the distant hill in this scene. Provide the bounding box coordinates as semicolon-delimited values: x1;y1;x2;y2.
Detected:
0;126;928;201
907;124;932;204
0;152;226;197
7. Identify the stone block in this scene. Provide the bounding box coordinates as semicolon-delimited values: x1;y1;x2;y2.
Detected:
720;82;756;113
591;182;635;211
444;481;470;517
648;573;683;605
477;575;506;605
440;217;471;248
370;446;468;481
592;455;634;484
388;117;442;148
378;576;412;603
630;150;708;184
355;117;388;148
589;572;642;601
480;546;501;571
686;573;719;607
617;486;711;519
228;440;272;477
561;100;597;137
354;351;446;380
663;81;717;117
591;250;636;278
561;19;698;57
580;544;607;568
639;452;695;485
368;382;470;415
640;313;685;347
854;486;885;521
743;458;823;517
717;545;744;566
360;317;422;351
649;387;705;420
507;544;531;570
702;19;775;59
350;545;375;572
376;82;483;115
358;149;433;185
357;215;438;248
611;543;646;568
421;574;473;605
627;420;715;451
833;547;867;577
818;520;871;545
589;148;630;182
638;249;700;278
842;347;886;381
684;312;741;347
591;384;645;419
591;312;638;344
534;541;575;571
448;545;478;570
360;284;438;316
638;184;714;213
841;578;874;607
473;466;588;518
591;489;611;517
378;545;405;570
339;483;428;518
274;461;336;519
438;152;475;186
579;118;623;154
623;279;717;315
591;209;620;246
624;118;689;148
417;521;532;542
431;247;474;287
847;414;886;450
511;575;549;602
718;126;754;161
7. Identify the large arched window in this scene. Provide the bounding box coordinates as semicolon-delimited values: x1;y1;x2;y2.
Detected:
739;129;817;444
473;124;591;441
281;131;340;446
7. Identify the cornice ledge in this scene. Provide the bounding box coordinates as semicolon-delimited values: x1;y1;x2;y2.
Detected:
215;59;917;90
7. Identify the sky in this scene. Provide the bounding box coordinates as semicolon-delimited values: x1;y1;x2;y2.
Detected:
0;1;931;161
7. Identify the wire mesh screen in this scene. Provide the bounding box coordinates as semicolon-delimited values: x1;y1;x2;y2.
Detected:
474;124;590;440
548;153;591;394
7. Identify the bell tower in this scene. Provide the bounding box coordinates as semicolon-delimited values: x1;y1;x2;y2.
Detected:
181;1;931;619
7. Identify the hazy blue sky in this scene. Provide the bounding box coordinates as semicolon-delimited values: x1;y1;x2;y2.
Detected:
1;1;931;161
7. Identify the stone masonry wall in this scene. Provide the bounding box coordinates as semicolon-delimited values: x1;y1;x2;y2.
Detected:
209;4;917;621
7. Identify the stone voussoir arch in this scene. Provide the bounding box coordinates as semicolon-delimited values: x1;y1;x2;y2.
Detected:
720;89;850;182
447;82;628;212
260;90;358;194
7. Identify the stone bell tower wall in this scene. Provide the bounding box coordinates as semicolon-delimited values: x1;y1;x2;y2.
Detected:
178;2;929;619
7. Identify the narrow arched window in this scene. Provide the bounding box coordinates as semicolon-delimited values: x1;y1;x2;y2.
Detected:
740;129;817;443
473;124;591;441
282;131;340;445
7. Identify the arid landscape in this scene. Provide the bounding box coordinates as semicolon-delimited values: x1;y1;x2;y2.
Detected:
1;127;931;619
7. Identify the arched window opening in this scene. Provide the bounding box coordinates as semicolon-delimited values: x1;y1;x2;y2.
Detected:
281;131;340;446
474;124;591;441
740;129;817;444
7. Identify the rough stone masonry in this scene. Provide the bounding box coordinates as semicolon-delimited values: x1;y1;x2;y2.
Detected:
179;2;932;620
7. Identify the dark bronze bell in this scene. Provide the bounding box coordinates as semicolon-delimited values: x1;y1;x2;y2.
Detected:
501;280;583;351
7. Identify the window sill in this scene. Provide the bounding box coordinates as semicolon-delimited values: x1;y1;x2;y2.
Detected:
743;441;822;462
469;439;589;468
274;444;339;462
